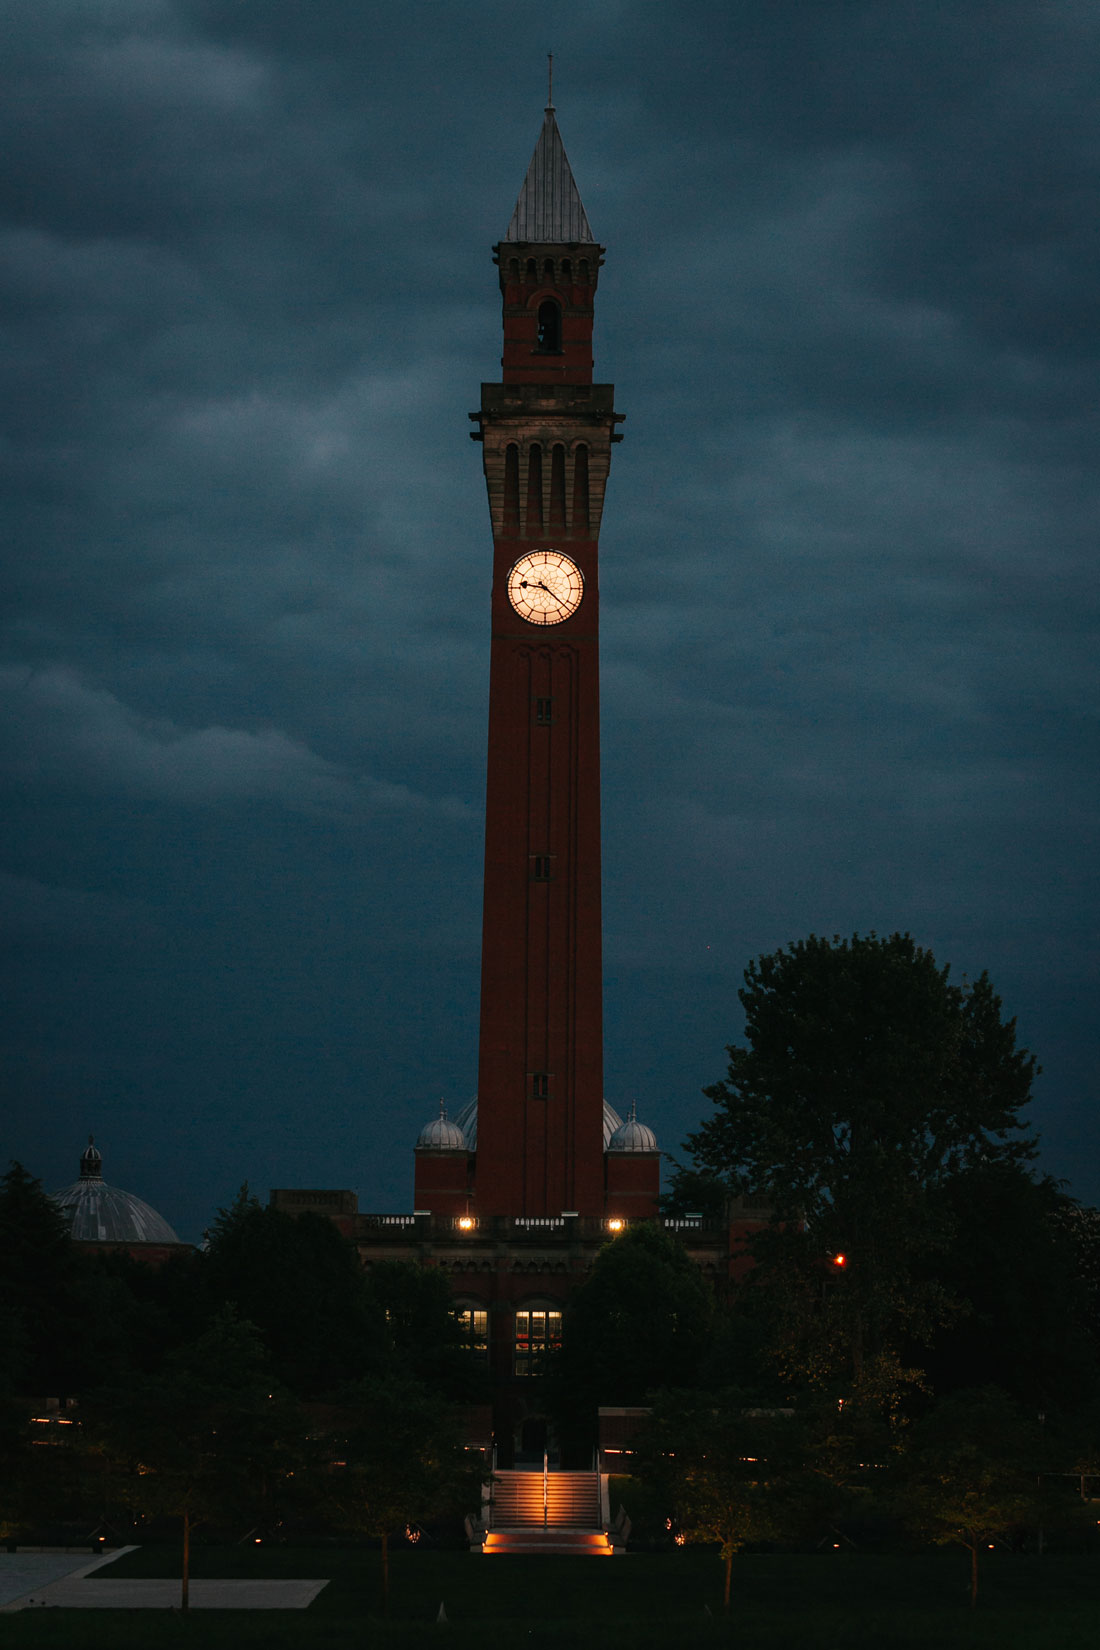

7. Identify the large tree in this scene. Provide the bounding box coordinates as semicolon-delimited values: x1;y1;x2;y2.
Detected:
86;1308;300;1610
205;1189;386;1396
550;1224;715;1438
0;1162;85;1395
684;933;1038;1389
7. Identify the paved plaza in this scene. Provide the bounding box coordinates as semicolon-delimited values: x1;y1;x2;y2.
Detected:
0;1548;328;1610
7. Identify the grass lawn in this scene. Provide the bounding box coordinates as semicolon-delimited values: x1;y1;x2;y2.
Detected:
2;1545;1098;1649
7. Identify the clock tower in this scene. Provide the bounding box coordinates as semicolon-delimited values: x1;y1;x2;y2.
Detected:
468;103;623;1217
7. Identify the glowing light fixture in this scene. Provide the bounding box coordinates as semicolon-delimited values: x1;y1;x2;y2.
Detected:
607;1217;624;1232
458;1216;475;1230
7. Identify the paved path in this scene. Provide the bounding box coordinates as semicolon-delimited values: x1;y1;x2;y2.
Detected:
0;1550;328;1611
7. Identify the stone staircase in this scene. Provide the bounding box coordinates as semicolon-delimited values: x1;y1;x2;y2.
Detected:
477;1469;614;1556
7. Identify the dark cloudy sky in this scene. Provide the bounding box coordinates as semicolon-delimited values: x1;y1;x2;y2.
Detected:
3;1;1097;1240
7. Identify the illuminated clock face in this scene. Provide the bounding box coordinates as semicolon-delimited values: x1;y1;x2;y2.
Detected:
507;550;584;625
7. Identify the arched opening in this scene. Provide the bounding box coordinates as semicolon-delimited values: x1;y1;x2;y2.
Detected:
536;299;562;353
503;442;520;535
549;443;567;534
526;258;538;283
578;258;590;284
543;256;555;280
561;258;572;281
572;444;590;537
507;258;519;281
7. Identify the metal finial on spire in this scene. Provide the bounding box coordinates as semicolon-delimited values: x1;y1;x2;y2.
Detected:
439;1098;447;1120
547;52;554;112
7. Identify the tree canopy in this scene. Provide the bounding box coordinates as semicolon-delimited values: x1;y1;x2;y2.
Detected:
682;934;1040;1392
204;1189;386;1396
552;1223;715;1422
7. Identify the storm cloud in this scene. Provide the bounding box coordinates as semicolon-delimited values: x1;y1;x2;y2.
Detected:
2;1;1097;1234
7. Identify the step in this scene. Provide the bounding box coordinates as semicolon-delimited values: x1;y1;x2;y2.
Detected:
482;1529;613;1557
489;1471;602;1529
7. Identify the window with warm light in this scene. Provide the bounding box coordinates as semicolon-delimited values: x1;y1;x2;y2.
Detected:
514;1307;562;1376
453;1305;489;1362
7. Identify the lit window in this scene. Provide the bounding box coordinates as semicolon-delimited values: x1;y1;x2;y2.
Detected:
453;1306;489;1362
514;1308;562;1376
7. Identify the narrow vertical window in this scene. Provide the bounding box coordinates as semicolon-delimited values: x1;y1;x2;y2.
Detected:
531;855;552;881
549;444;566;534
503;443;520;536
572;445;590;538
526;445;543;535
578;258;590;284
530;1072;549;1100
526;258;538;282
561;258;572;282
535;697;554;725
536;300;562;353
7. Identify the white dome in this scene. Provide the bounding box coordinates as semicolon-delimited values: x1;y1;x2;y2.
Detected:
607;1104;659;1154
450;1097;627;1152
416;1103;468;1151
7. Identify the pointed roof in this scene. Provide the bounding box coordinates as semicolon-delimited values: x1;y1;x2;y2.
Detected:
504;106;595;244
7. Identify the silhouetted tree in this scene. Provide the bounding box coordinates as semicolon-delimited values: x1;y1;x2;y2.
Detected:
367;1260;482;1399
206;1192;385;1396
551;1224;714;1441
637;1391;801;1610
685;934;1038;1390
322;1375;483;1610
899;1387;1040;1608
0;1162;85;1395
85;1307;299;1610
919;1164;1097;1409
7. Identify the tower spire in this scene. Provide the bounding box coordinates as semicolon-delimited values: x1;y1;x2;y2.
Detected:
504;102;594;244
547;52;554;112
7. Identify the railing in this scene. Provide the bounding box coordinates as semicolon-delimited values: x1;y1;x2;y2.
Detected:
352;1211;752;1242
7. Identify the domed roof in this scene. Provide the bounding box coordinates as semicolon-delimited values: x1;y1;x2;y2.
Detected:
607;1103;659;1154
51;1137;180;1244
415;1102;467;1152
448;1098;629;1152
